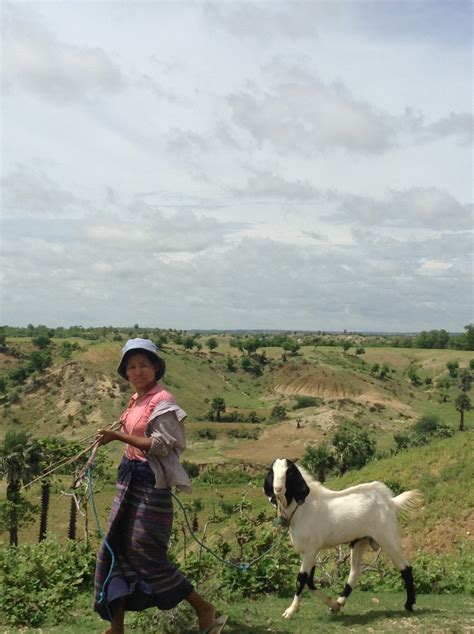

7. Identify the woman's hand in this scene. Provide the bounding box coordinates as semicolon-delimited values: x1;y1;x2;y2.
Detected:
96;429;120;446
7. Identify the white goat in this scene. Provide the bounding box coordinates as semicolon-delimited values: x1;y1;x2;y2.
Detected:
264;458;423;620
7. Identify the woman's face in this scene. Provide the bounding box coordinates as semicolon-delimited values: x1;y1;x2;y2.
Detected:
125;352;157;392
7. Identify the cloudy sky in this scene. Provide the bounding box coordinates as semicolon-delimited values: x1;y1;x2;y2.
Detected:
1;1;472;332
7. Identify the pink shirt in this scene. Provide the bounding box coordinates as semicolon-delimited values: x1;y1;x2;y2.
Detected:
121;383;175;461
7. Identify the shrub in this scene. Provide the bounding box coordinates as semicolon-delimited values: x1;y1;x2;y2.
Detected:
181;460;200;478
0;536;95;626
271;404;287;421
293;395;321;410
198;428;217;440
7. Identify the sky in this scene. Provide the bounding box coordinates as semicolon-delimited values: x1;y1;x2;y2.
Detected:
1;0;473;332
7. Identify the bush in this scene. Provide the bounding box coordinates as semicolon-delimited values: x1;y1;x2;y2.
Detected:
293;395;321;410
198;428;217;440
0;536;95;626
271;404;287;421
181;460;200;478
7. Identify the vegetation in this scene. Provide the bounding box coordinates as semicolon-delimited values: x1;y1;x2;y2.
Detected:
0;325;473;630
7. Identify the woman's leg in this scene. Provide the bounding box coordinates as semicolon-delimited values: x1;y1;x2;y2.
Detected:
185;589;215;630
102;598;125;634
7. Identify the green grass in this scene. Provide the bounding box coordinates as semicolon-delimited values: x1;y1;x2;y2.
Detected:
1;592;473;633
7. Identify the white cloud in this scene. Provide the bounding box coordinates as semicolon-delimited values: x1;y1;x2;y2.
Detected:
2;6;124;103
228;75;397;154
331;187;472;230
1;2;472;331
2;164;84;216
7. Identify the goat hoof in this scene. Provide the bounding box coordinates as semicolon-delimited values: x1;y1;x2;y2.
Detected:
405;603;414;612
282;609;294;620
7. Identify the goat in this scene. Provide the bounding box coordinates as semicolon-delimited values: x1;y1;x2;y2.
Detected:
264;458;423;620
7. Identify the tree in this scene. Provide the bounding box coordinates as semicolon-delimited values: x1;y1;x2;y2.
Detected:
242;337;261;356
464;324;474;351
210;397;226;421
446;361;459;378
225;357;236;372
183;335;196;350
455;393;471;432
410;414;453;444
37;437;70;542
407;366;422;386
206;337;218;352
342;341;351;353
271;404;287;421
458;369;473;393
28;349;52;372
32;334;51;349
0;431;42;545
301;443;335;483
282;340;300;355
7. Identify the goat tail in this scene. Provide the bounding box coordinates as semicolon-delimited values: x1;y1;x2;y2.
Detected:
392;489;424;519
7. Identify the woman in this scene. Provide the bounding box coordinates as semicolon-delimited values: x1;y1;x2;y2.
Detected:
94;338;227;634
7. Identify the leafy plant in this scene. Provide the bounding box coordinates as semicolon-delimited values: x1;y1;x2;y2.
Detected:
0;536;95;626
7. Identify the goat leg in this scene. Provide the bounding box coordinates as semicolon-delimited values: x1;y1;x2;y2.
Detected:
306;566;340;612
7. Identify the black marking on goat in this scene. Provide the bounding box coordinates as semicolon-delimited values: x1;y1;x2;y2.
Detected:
263;466;277;507
401;566;415;611
340;583;353;598
296;572;307;596
285;460;310;506
307;566;316;591
350;537;370;549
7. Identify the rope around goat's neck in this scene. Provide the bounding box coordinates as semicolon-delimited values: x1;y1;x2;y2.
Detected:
277;499;299;528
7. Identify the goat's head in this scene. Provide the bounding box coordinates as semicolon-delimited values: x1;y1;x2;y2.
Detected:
263;458;310;508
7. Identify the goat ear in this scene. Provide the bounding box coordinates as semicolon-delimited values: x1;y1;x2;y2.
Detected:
293;467;310;505
263;469;277;507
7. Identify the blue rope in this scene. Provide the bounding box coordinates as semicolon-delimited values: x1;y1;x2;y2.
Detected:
87;463;283;583
87;465;115;617
171;491;283;572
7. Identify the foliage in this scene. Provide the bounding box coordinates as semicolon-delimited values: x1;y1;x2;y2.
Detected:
458;369;473;392
270;404;287;421
209;397;226;421
181;460;200;478
293;395;321;410
197;428;217;440
225;356;236;372
32;333;52;349
196;467;256;485
332;425;376;475
446;360;460;378
454;393;471;431
393;414;454;453
226;427;261;440
413;329;450;349
300;443;335;483
0;536;95;626
0;431;43;545
206;337;218;351
357;548;474;595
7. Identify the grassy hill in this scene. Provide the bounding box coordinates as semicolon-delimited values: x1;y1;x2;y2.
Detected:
1;333;473;556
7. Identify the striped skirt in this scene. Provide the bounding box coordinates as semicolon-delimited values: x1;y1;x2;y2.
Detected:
94;458;193;622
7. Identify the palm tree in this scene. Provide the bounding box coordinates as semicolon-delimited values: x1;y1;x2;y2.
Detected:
0;431;42;545
37;437;70;542
455;393;471;432
301;443;335;483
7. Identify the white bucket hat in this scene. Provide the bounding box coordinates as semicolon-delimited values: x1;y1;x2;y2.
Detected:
117;338;166;380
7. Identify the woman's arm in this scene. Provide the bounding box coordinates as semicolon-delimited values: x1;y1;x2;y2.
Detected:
96;429;152;452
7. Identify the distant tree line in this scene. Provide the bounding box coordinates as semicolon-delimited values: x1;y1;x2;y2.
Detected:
1;323;473;351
